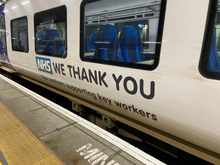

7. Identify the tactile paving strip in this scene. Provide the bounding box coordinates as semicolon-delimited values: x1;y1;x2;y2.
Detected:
0;149;8;165
0;102;63;165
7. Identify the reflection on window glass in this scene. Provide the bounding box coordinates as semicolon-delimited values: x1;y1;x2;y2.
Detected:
83;0;162;66
34;6;67;58
11;17;28;53
115;20;149;49
207;1;220;73
0;15;6;50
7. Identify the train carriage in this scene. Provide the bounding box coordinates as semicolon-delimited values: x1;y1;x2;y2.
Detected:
0;0;220;164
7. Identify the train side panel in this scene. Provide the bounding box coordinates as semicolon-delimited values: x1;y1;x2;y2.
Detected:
3;0;220;156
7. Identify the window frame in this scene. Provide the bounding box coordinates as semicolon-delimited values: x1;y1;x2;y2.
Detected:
199;0;220;80
34;5;67;58
80;0;167;71
10;16;29;53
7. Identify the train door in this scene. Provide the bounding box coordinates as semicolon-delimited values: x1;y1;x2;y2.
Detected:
0;5;14;70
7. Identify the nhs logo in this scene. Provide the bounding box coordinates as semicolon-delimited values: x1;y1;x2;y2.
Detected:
36;57;53;74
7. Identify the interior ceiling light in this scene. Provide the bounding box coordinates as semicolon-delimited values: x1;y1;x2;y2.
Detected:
22;1;30;5
11;6;17;9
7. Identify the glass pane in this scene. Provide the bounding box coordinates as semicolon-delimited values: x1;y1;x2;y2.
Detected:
34;6;67;58
115;20;149;49
83;0;162;65
11;17;28;53
0;14;6;50
207;0;220;72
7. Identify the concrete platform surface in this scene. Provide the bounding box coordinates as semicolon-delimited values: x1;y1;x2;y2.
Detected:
0;74;166;165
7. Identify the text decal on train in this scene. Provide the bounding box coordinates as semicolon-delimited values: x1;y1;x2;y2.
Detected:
39;61;157;121
36;57;53;74
38;60;155;100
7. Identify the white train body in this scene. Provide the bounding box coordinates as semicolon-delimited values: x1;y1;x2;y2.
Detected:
0;0;220;163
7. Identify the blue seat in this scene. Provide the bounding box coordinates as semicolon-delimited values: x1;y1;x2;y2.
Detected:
94;24;124;62
18;41;24;52
44;29;61;41
36;32;45;40
208;27;220;72
36;32;45;51
121;26;142;63
136;30;146;61
43;29;65;56
84;33;90;53
90;33;97;50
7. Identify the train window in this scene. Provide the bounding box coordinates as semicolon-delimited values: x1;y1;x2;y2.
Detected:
80;0;167;70
11;17;29;53
200;0;220;79
0;15;6;50
34;6;67;58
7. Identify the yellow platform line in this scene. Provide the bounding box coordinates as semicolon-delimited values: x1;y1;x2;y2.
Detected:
0;102;63;165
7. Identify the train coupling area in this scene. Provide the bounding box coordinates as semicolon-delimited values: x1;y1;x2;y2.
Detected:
0;74;166;165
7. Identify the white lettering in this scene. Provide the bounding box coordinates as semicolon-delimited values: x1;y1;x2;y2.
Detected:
88;152;103;162
84;149;100;159
37;59;43;70
106;160;116;165
46;61;51;71
91;154;108;165
76;144;120;165
42;60;47;69
37;59;51;72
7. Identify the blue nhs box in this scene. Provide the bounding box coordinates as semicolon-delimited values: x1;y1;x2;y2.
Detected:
36;57;53;74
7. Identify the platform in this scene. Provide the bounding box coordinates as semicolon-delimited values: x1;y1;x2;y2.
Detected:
0;74;166;165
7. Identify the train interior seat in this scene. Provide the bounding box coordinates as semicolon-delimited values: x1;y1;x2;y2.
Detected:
36;32;45;51
43;29;65;57
208;27;220;72
18;40;25;52
136;30;146;61
84;33;90;53
90;33;97;52
93;25;107;60
19;32;28;52
120;26;142;63
13;33;27;52
94;24;124;62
